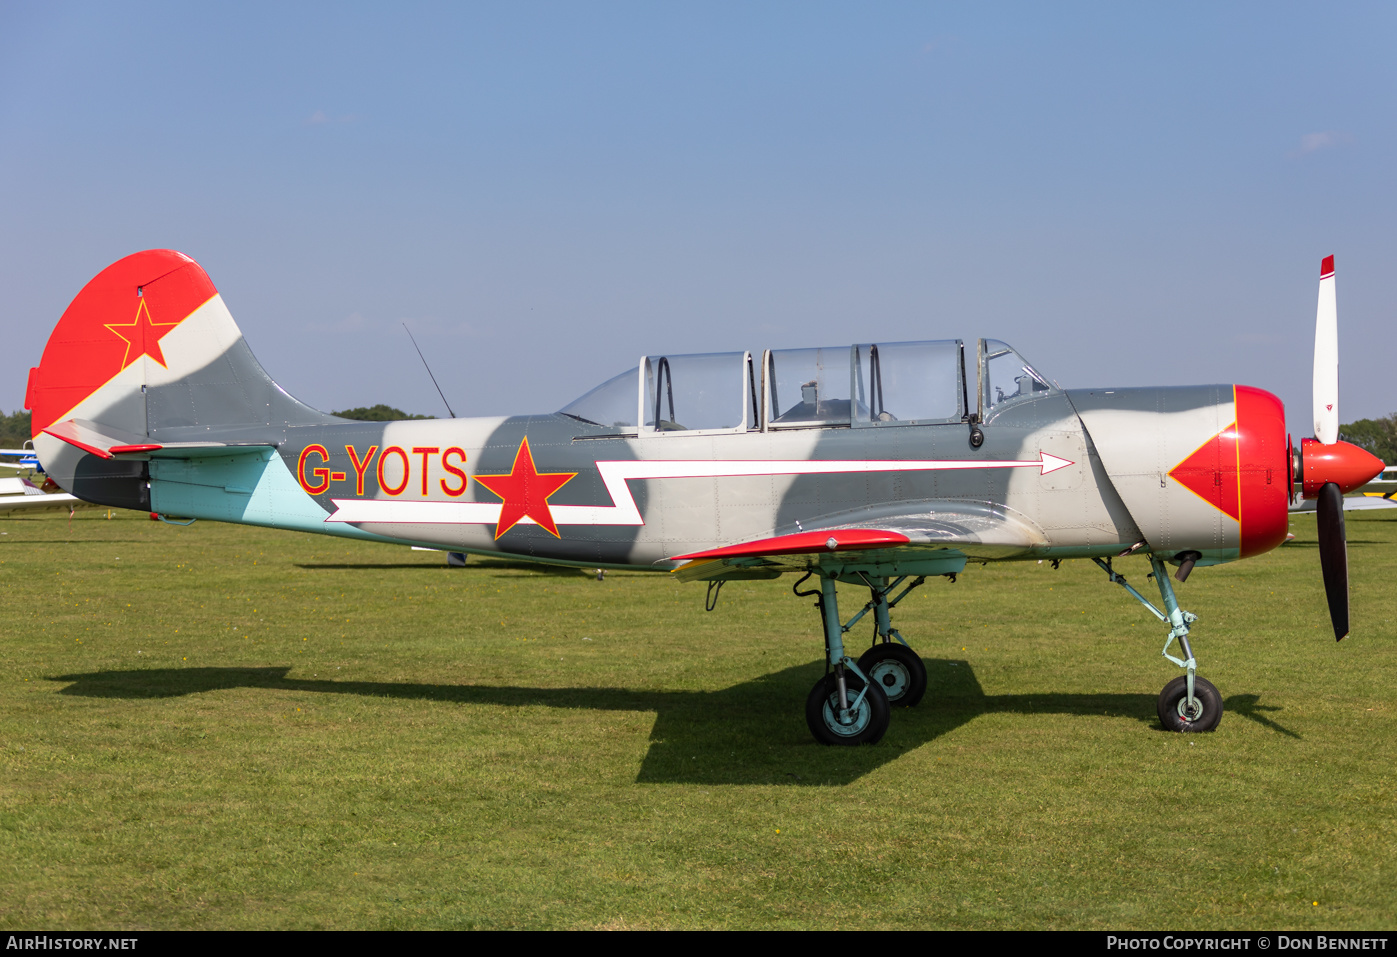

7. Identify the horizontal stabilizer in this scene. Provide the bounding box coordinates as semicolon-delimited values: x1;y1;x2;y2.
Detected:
43;418;275;460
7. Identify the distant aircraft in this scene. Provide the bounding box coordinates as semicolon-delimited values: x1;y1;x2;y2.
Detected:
1289;461;1396;514
0;447;81;512
24;250;1383;744
1361;465;1397;501
0;447;41;471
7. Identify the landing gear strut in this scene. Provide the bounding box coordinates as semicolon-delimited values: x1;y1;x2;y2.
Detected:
794;571;937;744
1094;553;1223;733
800;575;891;745
852;575;929;707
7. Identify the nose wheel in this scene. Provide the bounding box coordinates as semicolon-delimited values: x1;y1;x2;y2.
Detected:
1157;675;1222;732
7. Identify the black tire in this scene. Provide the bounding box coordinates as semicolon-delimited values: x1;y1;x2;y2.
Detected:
856;642;928;708
805;671;891;746
1157;675;1223;732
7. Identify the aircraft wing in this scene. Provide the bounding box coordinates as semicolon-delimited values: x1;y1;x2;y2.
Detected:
1289;495;1397;515
0;490;84;512
669;500;1047;582
1357;465;1396;498
0;476;83;512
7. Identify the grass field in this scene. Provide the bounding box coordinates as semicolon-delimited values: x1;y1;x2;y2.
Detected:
1;508;1394;930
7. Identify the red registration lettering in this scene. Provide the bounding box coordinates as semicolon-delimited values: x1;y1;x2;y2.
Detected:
346;444;379;495
377;446;410;496
297;445;331;494
412;447;440;497
440;447;468;497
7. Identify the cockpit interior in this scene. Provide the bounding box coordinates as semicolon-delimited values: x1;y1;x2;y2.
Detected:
559;339;1053;435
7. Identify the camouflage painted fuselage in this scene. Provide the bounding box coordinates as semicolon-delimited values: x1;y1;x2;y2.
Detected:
28;251;1291;576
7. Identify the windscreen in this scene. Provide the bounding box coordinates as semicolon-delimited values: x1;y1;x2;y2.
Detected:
982;340;1054;413
558;369;637;429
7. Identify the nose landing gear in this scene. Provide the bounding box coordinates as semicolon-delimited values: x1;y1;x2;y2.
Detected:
1094;553;1224;733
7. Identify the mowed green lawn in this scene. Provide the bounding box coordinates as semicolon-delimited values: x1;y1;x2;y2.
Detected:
1;507;1394;930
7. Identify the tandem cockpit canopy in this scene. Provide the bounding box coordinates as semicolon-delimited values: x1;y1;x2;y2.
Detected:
558;339;1055;435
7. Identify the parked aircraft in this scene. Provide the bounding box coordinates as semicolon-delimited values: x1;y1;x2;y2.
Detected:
24;251;1384;744
1361;465;1397;501
0;446;81;512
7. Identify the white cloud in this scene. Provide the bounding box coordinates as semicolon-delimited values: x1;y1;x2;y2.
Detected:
1295;130;1353;155
920;35;963;55
400;317;486;340
308;311;375;333
308;313;485;339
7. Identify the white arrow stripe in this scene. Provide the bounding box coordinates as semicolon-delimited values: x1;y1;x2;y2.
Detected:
326;451;1072;526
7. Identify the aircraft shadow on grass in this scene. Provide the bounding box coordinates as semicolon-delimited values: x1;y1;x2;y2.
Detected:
294;560;591;577
50;660;1298;785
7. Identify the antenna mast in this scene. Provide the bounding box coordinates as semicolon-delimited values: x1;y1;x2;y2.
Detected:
402;322;456;419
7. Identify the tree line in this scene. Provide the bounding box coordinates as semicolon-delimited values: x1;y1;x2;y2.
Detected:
1338;414;1397;467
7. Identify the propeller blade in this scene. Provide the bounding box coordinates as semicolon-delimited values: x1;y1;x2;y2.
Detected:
1316;480;1349;641
1313;255;1339;444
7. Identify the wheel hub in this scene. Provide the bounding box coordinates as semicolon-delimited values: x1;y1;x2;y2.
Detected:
869;661;909;698
1175;695;1203;722
822;695;871;736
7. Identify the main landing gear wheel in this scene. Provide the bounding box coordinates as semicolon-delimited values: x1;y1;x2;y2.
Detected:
805;672;890;746
856;642;927;708
1157;675;1223;733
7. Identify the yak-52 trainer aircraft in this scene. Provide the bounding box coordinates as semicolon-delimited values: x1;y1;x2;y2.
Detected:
26;251;1384;744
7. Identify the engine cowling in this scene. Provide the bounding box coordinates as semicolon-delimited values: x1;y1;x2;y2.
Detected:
1072;384;1290;562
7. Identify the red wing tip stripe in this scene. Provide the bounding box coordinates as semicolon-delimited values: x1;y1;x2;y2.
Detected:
110;443;163;455
673;529;910;563
1321;254;1335;278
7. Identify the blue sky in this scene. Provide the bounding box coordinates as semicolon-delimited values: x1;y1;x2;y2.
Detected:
3;2;1394;434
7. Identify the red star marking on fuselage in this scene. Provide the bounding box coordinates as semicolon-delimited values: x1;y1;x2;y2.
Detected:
105;298;181;372
472;436;577;539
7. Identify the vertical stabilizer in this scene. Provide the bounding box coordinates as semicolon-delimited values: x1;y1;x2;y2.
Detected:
27;250;336;508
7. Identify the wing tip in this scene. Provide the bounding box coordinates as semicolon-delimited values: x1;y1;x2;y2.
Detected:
1321;254;1335;279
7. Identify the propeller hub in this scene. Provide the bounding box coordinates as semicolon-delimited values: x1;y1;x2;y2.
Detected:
1300;437;1385;498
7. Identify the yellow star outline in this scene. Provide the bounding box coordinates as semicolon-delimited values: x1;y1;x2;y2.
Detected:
473;436;578;539
104;297;182;372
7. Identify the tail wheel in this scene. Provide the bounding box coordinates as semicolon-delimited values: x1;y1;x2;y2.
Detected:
856;642;927;708
1157;676;1223;733
805;672;890;746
